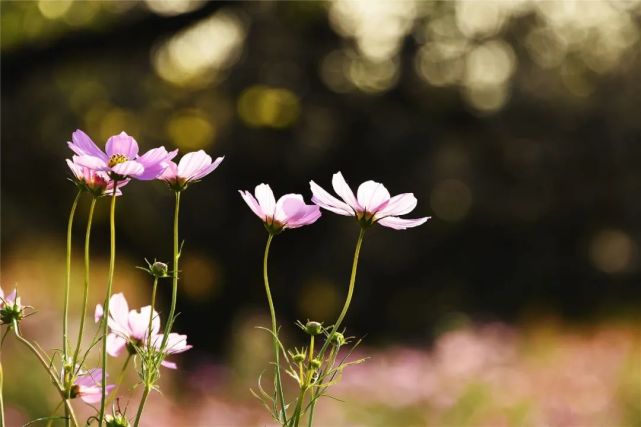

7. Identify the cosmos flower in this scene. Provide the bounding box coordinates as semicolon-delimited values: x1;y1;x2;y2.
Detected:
95;293;191;369
70;368;115;404
159;150;224;191
310;172;429;230
239;183;321;234
0;286;24;325
66;158;129;197
68;130;176;180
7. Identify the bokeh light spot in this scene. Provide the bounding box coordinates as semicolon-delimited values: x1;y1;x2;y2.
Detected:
430;179;473;222
297;278;340;322
590;229;636;274
166;110;216;150
237;85;300;129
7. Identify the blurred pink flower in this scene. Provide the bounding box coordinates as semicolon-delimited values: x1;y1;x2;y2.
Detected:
95;293;191;368
159;150;224;191
310;172;429;229
239;183;321;233
0;287;17;308
71;368;114;404
68;129;177;180
66;158;129;196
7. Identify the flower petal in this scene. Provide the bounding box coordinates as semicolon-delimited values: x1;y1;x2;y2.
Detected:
94;304;104;323
377;216;430;230
255;184;276;218
357;181;391;214
177;150;211;180
274;194;304;224
161;360;178;369
332;172;360;212
107;293;131;336
374;193;417;219
136;147;176;180
68;130;107;160
105;132;139;158
239;190;265;221
73;155;108;171
310;181;354;216
111;160;144;177
191;155;224;180
106;334;127;357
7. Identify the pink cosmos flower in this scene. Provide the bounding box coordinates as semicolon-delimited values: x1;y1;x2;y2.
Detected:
68;130;177;180
239;183;321;233
310;172;430;230
70;368;115;404
95;293;191;369
0;287;17;309
0;286;23;325
66;158;129;197
159;150;224;191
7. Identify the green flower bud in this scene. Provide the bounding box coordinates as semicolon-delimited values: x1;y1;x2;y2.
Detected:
310;358;322;369
292;352;306;363
330;332;346;347
0;298;24;325
151;261;169;277
304;321;323;336
106;413;131;427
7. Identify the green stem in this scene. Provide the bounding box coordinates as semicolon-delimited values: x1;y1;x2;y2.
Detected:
133;385;152;427
0;357;4;427
63;191;81;360
147;278;158;350
263;233;288;425
72;197;97;367
99;184;119;423
160;191;181;350
13;322;79;427
290;386;307;427
306;227;365;427
106;353;132;408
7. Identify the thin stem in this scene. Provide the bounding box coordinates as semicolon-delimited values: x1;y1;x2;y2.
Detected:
160;191;181;350
13;322;79;427
63;191;81;359
147;278;159;350
133;385;152;427
290;386;307;427
0;357;4;427
99;184;119;423
106;354;132;407
72;197;97;366
262;233;288;425
306;227;366;427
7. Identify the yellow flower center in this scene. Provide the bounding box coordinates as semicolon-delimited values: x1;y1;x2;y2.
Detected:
108;154;128;167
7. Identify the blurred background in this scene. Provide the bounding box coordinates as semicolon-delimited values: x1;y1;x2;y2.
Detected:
1;0;640;425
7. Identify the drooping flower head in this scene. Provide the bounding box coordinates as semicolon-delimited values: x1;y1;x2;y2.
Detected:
68;130;177;181
159;150;224;191
66;158;129;197
239;183;321;234
95;293;191;369
0;286;25;325
310;172;430;230
69;368;115;404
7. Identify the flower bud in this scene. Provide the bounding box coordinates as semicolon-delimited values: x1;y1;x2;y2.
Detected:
0;297;24;325
151;261;169;277
106;413;131;427
310;358;322;370
304;321;323;336
292;352;306;363
330;332;346;347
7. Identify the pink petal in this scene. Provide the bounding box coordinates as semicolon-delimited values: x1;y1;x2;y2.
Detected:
191;156;224;180
111;160;144;177
177;150;211;180
332;172;361;212
164;333;192;354
136;147;176;180
377;216;430;230
94;304;104;323
161;360;178;369
106;334;127;357
356;181;391;214
107;293;131;336
128;306;160;340
66;159;83;180
159;160;178;181
309;181;354;216
374;193;417;219
105;132;139;158
73;155;108;171
69;130;108;160
239;190;266;221
255;184;276;218
274;194;305;224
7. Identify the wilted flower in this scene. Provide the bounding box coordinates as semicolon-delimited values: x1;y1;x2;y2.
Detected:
310;172;430;229
0;286;24;325
70;368;115;404
68;129;176;180
159;150;224;191
66;158;129;197
239;183;321;234
95;293;191;368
